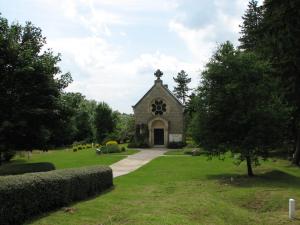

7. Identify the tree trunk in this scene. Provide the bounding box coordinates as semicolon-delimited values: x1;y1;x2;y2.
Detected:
246;156;254;177
293;129;300;166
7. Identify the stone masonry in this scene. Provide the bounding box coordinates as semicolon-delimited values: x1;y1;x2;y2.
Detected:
132;70;184;147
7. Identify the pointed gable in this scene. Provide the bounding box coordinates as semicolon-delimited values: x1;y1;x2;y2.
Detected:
133;79;183;110
132;70;184;147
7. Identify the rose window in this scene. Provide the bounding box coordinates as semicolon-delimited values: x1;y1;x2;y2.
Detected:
151;99;166;115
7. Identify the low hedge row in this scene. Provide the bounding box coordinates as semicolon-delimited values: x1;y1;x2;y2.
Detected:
0;165;113;225
0;162;55;176
97;144;125;154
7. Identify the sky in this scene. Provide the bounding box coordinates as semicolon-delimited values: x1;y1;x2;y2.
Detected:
0;0;261;113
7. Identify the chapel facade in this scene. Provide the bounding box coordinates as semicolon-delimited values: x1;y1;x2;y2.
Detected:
132;70;184;147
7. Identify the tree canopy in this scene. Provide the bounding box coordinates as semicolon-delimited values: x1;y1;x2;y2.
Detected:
259;0;300;165
0;15;72;155
95;102;117;143
191;42;289;176
238;0;263;52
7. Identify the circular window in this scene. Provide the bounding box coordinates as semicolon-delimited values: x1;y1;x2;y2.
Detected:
151;99;166;115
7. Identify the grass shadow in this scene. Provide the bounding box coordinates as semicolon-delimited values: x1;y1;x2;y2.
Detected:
206;169;300;189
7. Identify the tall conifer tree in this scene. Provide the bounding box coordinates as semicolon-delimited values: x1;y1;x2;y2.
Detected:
239;0;263;51
261;0;300;165
173;70;191;105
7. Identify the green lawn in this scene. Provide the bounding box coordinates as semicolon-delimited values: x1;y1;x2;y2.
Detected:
27;155;300;225
164;149;186;155
0;148;139;173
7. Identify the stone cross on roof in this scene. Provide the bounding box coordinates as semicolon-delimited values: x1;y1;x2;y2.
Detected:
154;69;163;80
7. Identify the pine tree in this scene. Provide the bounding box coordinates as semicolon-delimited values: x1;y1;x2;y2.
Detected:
239;0;263;51
260;0;300;165
173;70;191;105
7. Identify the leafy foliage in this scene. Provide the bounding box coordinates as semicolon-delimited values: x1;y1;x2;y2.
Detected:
95;102;117;143
0;165;113;225
259;0;300;164
109;112;135;143
191;42;290;176
99;144;122;154
0;15;71;157
129;123;149;148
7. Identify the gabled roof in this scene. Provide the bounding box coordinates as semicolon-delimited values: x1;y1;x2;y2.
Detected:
132;80;184;109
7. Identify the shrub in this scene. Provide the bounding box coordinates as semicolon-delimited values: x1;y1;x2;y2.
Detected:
72;146;78;152
121;146;126;152
0;162;55;176
0;165;113;225
106;140;118;146
1;151;16;162
95;143;100;148
127;142;136;148
98;144;121;154
106;144;120;153
167;142;186;149
128;141;149;148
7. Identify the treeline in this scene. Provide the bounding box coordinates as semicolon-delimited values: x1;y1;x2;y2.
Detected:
52;92;134;146
0;15;134;163
185;0;300;175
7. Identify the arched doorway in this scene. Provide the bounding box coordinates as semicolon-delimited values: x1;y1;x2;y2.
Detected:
148;118;168;147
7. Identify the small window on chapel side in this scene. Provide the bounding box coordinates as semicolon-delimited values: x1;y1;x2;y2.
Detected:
151;99;166;115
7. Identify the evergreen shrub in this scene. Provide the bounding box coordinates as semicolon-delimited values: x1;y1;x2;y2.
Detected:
0;165;113;225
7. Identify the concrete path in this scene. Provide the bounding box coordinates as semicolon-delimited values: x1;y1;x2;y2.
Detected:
110;149;167;178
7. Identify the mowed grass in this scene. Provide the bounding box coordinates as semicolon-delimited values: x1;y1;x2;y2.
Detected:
164;149;186;155
1;148;138;172
27;155;300;225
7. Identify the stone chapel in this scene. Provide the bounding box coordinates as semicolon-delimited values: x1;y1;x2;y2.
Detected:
132;70;184;147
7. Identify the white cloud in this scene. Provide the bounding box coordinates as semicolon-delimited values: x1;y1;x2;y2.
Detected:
47;37;199;113
169;20;216;64
169;0;248;64
48;37;121;75
88;0;179;12
25;0;249;112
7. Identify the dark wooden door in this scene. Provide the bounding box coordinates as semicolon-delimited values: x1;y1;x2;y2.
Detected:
154;129;164;145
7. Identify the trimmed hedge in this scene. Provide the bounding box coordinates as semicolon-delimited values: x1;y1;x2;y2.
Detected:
0;162;55;176
97;144;124;154
0;165;113;225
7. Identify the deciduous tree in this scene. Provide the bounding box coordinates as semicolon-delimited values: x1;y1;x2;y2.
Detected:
95;102;116;143
191;42;290;176
0;15;71;160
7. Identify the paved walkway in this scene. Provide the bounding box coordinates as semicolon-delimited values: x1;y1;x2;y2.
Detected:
110;149;167;178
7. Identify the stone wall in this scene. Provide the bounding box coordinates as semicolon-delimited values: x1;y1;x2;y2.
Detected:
133;79;184;146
